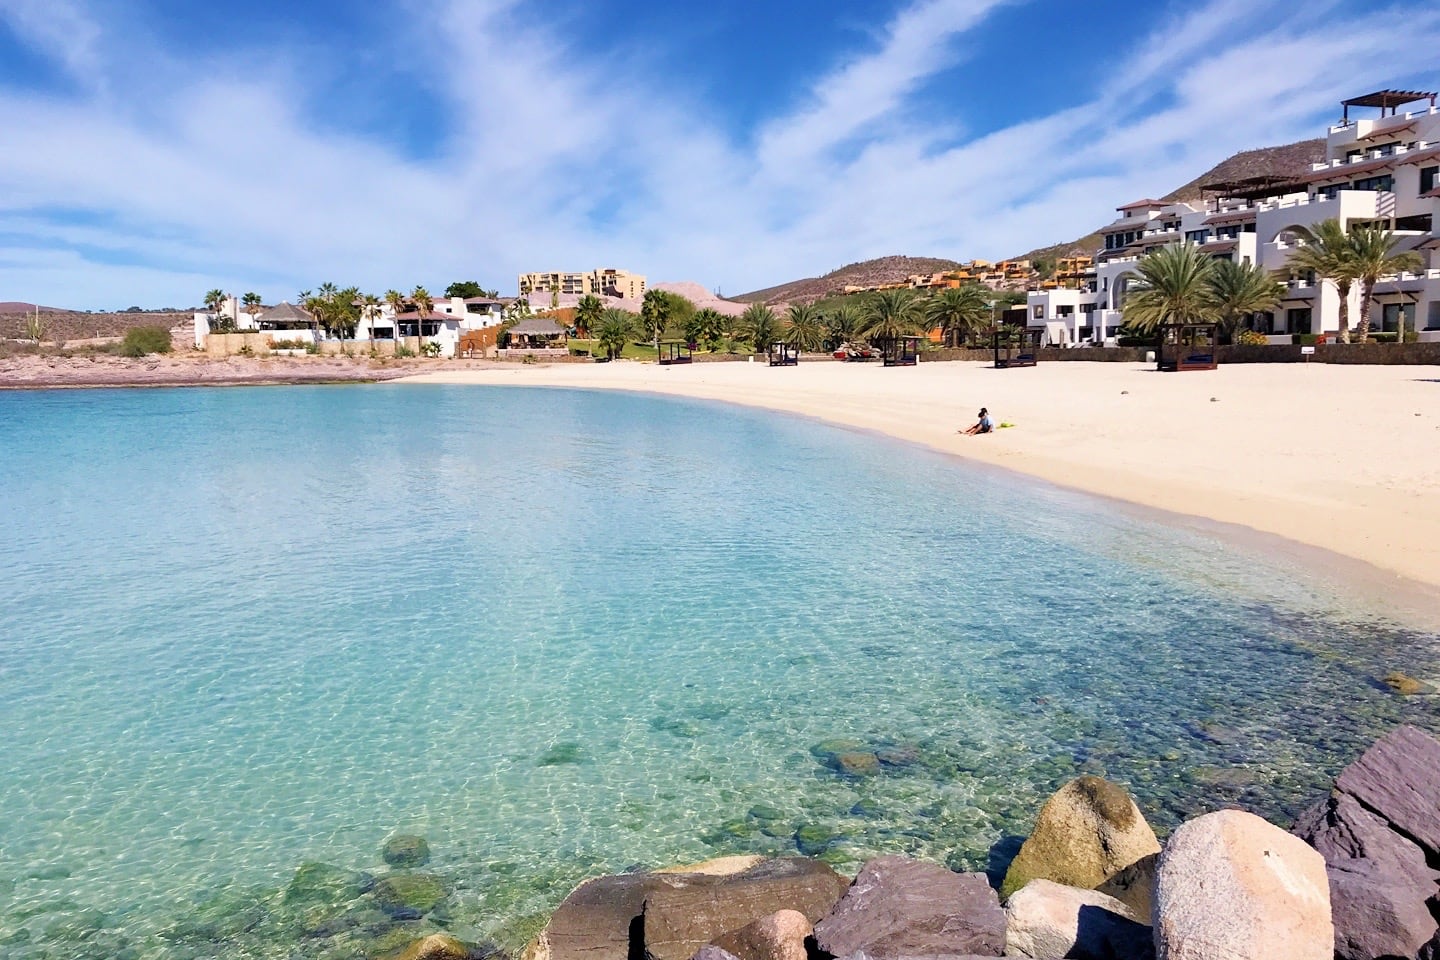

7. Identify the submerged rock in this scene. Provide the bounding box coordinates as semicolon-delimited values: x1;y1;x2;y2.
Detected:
1383;671;1428;695
386;932;489;960
794;824;842;857
383;835;433;869
537;743;584;766
285;861;370;906
833;752;881;777
373;874;449;920
1000;776;1160;899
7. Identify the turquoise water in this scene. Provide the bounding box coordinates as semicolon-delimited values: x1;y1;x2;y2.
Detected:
1;384;1437;959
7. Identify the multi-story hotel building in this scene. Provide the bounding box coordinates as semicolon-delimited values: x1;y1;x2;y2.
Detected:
517;268;647;300
1027;88;1440;345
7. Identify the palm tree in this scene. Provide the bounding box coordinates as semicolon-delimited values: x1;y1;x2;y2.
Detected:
203;288;234;333
596;308;636;360
1286;218;1357;342
782;304;825;352
384;289;406;318
1120;244;1218;334
241;291;263;316
859;289;923;343
326;286;361;346
926;285;991;347
1204;259;1284;340
641;288;673;353
684;308;725;351
824;304;860;349
739;303;780;353
203;288;226;313
360;294;381;340
575;294;604;339
1349;225;1424;342
411;286;433;349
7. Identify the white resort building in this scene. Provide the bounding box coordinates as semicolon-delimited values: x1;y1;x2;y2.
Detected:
1027;88;1440;345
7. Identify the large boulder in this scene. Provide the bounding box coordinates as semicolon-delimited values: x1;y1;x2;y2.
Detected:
1331;725;1440;858
1004;879;1153;960
525;872;658;960
1000;777;1161;899
811;855;1005;959
1292;726;1440;959
642;858;849;960
372;873;448;920
1095;854;1157;925
1154;810;1331;960
386;934;488;960
709;909;810;960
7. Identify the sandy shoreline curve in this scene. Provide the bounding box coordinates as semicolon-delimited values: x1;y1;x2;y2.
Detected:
396;360;1440;609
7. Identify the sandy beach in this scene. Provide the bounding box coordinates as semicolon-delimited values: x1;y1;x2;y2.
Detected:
399;360;1440;599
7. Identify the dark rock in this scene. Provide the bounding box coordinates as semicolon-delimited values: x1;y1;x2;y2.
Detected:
812;855;1005;959
373;874;448;920
383;835;432;868
795;825;842;857
642;858;849;960
1331;725;1440;858
693;948;742;960
538;743;584;766
529;872;658;960
1293;791;1437;885
1095;853;1157;925
1328;858;1437;960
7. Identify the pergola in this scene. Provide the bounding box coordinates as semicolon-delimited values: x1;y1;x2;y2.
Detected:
1341;89;1437;123
991;326;1041;369
1199;175;1307;208
880;336;921;367
658;340;693;365
768;342;798;366
1156;322;1218;372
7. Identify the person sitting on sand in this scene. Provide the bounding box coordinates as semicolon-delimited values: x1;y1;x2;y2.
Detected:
961;407;993;435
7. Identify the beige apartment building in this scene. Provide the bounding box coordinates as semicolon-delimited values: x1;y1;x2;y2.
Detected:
517;268;646;300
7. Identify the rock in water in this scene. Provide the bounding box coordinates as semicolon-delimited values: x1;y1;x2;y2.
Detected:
383;835;432;868
812;855;1005;958
710;909;811;960
525;872;658;960
284;861;370;906
641;858;848;960
1004;879;1152;960
1000;776;1161;899
387;934;486;960
1291;726;1440;959
1154;810;1331;960
372;874;449;920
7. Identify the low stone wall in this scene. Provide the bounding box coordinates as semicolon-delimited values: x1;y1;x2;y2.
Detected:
205;332;272;357
1217;342;1440;365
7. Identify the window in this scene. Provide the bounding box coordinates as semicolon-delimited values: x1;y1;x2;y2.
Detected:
1352;174;1394;193
1316;185;1341;200
1374;142;1401;157
1216;225;1241;239
1421;166;1439;195
1286;308;1312;335
1080;303;1097;314
1186;229;1210;244
1382;303;1416;333
1346;149;1363;162
1032;305;1043;319
1057;305;1074;316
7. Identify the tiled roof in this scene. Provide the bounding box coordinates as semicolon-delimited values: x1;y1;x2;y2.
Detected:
507;316;568;336
1359;118;1418;140
1200;240;1238;253
1116;198;1164;211
257;301;312;323
1100;216;1154;232
1204;210;1257;226
1396;146;1440;166
1302;157;1394;182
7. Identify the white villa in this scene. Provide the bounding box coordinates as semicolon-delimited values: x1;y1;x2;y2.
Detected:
196;295;507;357
1028;88;1440;345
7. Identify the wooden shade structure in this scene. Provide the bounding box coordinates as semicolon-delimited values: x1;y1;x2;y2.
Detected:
658;340;693;365
768;342;799;366
1156;322;1218;371
991;326;1042;369
880;336;921;367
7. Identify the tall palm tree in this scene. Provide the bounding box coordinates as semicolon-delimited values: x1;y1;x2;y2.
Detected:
926;285;991;347
859;289;923;343
1120;244;1218;334
384;289;406;318
360;294;381;340
1349;225;1424;342
782;304;825;352
203;288;226;314
1205;259;1284;339
241;291;263;316
684;307;725;351
641;288;673;353
596;308;636;360
1286;218;1357;342
824;304;860;349
575;294;604;339
739;303;780;353
411;286;433;348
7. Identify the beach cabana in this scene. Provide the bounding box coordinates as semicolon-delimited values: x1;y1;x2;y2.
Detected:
1156;322;1218;371
991;326;1042;368
506;316;569;350
658;340;693;365
880;336;921;367
768;342;799;366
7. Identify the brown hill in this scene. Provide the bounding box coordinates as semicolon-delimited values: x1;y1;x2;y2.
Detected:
1;308;192;343
734;255;963;306
1015;138;1326;262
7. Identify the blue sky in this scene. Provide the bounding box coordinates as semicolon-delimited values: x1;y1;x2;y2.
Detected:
1;0;1438;309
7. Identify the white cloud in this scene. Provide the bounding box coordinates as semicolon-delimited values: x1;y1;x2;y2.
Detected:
0;0;103;86
0;0;1437;308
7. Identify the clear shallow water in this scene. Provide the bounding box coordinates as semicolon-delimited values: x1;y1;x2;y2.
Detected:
1;383;1437;958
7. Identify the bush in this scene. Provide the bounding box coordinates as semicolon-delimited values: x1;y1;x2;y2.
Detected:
1291;333;1320;346
120;326;173;357
1367;331;1399;343
1234;330;1269;346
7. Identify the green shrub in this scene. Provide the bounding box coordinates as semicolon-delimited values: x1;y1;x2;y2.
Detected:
120;326;173;357
1234;329;1269;346
1367;331;1399;343
1291;333;1320;346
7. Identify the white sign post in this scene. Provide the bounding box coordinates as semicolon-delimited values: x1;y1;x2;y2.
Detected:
1301;345;1315;363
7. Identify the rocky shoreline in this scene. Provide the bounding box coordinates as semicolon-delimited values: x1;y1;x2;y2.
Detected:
0;354;507;389
84;724;1438;960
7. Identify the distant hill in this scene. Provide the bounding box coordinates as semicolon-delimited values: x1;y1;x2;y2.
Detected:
1;306;193;343
733;256;963;307
1014;138;1326;262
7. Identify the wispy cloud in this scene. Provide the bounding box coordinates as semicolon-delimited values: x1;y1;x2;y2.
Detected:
0;0;1437;308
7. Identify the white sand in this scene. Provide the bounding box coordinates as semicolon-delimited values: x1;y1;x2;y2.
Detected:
399;360;1440;596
